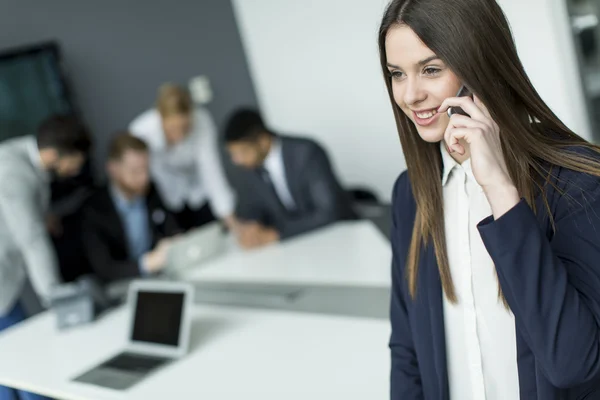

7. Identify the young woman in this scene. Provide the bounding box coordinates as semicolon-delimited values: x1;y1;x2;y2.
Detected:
381;0;600;399
129;84;237;232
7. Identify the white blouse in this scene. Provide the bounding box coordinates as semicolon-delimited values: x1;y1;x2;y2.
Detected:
440;142;520;400
129;107;234;218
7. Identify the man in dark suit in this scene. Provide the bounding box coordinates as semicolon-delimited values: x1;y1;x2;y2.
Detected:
225;109;356;249
81;132;180;283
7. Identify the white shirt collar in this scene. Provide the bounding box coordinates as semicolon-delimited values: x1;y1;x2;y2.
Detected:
440;141;477;186
263;136;282;171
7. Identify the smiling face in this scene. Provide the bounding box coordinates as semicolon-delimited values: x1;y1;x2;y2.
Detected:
385;25;462;143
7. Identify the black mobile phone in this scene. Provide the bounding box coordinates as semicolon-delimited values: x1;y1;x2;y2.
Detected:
447;85;472;117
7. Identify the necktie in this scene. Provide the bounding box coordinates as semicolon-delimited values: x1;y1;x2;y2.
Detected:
257;166;288;212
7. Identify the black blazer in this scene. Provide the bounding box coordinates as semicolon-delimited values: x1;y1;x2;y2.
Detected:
390;147;600;399
81;185;180;283
236;135;356;239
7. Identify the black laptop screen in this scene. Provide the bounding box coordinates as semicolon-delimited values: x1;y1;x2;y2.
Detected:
131;291;184;347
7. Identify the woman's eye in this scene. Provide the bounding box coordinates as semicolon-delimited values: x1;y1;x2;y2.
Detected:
390;70;405;81
423;67;441;76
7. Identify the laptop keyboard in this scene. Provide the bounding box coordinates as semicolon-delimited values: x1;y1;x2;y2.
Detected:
103;352;168;373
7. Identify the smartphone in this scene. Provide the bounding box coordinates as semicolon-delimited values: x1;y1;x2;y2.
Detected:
447;85;472;117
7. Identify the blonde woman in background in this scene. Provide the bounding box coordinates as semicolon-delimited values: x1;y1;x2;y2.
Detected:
129;84;237;231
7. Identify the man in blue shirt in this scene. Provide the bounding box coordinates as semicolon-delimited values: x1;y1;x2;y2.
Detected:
81;132;180;283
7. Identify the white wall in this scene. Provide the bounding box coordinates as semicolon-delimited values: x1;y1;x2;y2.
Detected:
232;0;590;202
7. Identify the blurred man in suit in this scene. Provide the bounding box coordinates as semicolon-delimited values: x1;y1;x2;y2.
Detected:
81;133;180;284
225;109;356;249
0;115;91;400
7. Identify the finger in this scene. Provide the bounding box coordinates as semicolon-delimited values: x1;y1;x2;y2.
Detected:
438;96;486;121
444;114;488;152
443;119;456;153
443;133;464;154
473;95;491;119
443;124;454;153
443;115;479;151
444;131;463;154
447;114;486;129
443;132;463;154
446;127;481;154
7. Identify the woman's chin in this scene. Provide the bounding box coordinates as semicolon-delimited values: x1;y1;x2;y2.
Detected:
416;126;444;143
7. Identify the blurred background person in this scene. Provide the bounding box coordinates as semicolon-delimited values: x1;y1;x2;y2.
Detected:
81;132;180;284
129;83;237;232
48;157;95;284
0;114;91;400
225;108;356;249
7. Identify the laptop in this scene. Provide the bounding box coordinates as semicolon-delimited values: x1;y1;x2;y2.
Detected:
166;221;228;272
73;280;194;390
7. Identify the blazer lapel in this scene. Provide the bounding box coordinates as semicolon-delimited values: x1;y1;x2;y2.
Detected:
422;243;450;400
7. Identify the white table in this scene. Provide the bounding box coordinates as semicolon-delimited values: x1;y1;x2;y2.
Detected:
179;220;392;287
0;305;390;400
0;221;392;399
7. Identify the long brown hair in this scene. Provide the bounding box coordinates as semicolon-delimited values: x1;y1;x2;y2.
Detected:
378;0;600;303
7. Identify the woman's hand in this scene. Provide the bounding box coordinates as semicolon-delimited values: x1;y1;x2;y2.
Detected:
438;95;520;218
